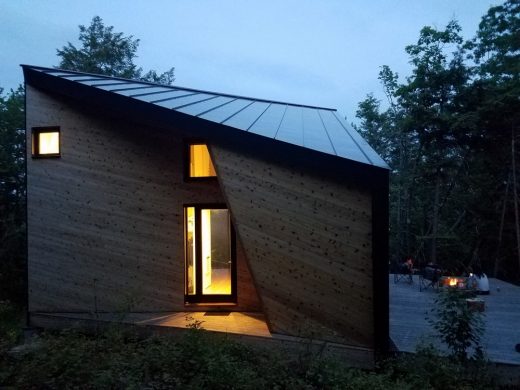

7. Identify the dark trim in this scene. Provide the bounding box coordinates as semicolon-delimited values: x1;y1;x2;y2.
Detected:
183;139;218;182
24;82;29;328
184;204;237;304
22;64;338;111
31;126;61;158
372;170;389;356
210;127;389;191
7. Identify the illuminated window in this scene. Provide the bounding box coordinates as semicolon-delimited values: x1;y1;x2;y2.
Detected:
188;143;216;178
32;127;60;157
184;205;236;302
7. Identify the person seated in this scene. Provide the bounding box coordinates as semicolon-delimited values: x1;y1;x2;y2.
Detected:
399;257;414;274
468;265;490;295
424;262;442;282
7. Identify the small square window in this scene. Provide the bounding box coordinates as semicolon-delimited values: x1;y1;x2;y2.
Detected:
187;143;216;178
32;127;60;157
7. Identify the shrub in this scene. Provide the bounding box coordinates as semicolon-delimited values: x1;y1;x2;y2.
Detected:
0;323;498;389
428;288;485;361
384;344;496;390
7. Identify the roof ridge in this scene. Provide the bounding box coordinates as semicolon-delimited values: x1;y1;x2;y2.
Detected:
21;64;337;111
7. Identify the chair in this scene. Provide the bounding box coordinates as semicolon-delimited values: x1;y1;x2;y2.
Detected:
393;261;414;284
419;265;442;291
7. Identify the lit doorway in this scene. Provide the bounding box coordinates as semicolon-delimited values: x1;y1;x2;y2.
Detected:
185;205;236;303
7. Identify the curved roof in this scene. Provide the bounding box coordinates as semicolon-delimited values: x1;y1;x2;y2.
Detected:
22;65;389;169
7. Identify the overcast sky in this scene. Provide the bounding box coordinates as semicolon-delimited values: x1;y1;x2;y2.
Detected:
1;0;494;122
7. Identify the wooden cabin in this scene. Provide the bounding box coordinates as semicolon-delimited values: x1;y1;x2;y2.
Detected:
23;65;389;366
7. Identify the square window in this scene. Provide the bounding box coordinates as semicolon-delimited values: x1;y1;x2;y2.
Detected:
187;143;216;178
32;127;60;157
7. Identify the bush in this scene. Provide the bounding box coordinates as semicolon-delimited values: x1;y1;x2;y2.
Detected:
0;301;21;350
384;344;496;390
428;288;485;361
0;324;498;389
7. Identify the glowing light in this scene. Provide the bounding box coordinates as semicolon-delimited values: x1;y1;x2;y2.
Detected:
185;207;232;297
190;144;216;177
186;207;196;295
38;132;60;154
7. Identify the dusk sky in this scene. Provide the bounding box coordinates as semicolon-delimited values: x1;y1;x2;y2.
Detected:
1;0;494;123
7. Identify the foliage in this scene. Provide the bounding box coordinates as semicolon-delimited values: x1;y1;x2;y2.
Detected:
384;344;495;390
0;301;22;350
0;325;499;389
428;289;485;361
355;1;520;281
57;16;175;84
0;301;22;385
0;86;25;304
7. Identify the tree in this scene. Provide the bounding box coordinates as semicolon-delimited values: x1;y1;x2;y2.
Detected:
357;2;520;281
470;0;520;279
357;21;472;266
0;85;26;304
57;16;175;84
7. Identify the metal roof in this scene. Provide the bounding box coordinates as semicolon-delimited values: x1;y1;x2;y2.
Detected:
23;65;389;169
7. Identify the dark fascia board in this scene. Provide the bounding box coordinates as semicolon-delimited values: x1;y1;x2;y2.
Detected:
22;65;336;111
372;171;390;355
23;65;389;190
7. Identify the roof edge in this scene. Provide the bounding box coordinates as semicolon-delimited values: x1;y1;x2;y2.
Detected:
21;64;337;112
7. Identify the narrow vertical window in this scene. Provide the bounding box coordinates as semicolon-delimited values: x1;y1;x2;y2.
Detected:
184;205;236;303
185;207;197;295
32;127;60;157
188;144;216;178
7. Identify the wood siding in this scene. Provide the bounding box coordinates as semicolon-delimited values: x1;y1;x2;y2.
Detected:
211;144;374;348
26;86;261;313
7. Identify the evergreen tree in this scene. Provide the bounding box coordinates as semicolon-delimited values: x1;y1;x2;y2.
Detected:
0;86;26;303
57;16;175;84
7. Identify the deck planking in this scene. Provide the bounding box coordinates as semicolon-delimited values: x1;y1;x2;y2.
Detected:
390;275;520;365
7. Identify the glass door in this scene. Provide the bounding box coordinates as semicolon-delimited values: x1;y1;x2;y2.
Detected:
185;205;236;303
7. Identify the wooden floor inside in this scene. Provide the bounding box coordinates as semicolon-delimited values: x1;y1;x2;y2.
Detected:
390;274;520;366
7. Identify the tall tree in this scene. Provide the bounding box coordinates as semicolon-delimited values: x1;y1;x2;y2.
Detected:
0;86;26;304
398;21;471;265
357;21;472;267
57;16;175;84
357;1;520;281
470;0;520;279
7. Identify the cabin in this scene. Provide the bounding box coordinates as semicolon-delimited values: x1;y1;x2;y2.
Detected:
22;64;389;367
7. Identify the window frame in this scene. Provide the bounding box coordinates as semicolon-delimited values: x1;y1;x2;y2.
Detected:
184;139;217;181
184;203;237;304
32;126;61;158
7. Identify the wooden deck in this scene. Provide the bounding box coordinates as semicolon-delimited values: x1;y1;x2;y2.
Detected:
390;275;520;365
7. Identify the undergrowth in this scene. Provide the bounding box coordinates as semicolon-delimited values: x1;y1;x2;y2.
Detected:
0;323;500;389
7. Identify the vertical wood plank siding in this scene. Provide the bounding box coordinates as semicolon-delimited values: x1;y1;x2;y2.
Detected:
211;144;374;348
26;86;261;312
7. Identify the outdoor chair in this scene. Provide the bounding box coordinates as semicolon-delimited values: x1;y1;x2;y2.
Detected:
393;262;414;284
419;265;442;291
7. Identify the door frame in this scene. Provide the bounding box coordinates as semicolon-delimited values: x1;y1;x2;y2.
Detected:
184;203;237;303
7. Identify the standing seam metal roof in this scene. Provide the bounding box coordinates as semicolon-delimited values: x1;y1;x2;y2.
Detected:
23;65;389;169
